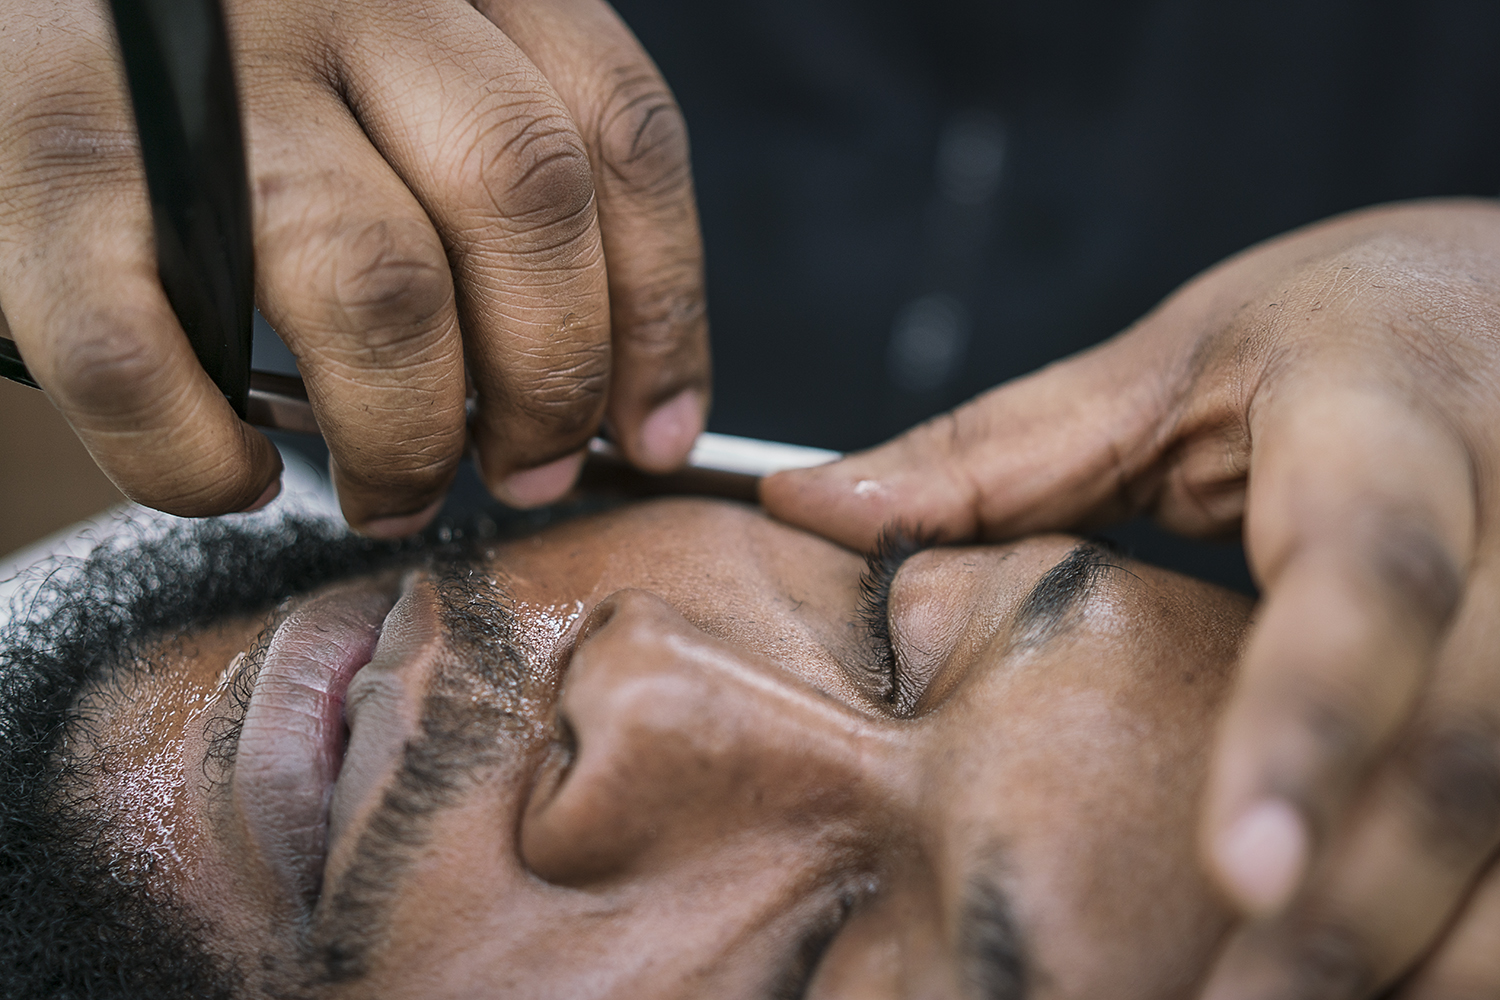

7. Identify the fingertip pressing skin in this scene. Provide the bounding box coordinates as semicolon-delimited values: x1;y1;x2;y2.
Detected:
1211;798;1309;916
760;459;902;552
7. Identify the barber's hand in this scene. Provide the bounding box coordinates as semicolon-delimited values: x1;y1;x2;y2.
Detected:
0;0;708;534
764;199;1500;998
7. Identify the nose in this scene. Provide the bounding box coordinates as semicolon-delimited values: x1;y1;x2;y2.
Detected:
520;590;893;885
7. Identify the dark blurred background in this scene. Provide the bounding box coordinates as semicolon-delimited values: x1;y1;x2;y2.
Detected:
244;0;1498;592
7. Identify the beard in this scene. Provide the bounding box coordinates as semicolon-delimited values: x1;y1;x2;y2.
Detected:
299;552;559;987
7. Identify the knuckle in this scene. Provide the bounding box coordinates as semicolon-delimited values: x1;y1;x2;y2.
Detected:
327;219;453;350
336;438;460;497
8;108;135;181
1278;920;1375;1000
482;114;596;247
1399;715;1500;857
507;339;612;439
1260;669;1384;781
613;272;707;358
594;76;692;200
0;109;139;227
924;405;989;458
0;52;138;197
1292;679;1380;767
1354;512;1464;634
48;308;171;416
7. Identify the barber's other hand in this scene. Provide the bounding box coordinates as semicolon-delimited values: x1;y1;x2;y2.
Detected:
0;0;708;534
764;199;1500;998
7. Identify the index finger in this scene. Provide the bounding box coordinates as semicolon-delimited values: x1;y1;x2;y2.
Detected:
1205;378;1476;916
0;0;280;516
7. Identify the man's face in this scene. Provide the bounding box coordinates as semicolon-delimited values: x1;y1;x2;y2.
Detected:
85;499;1249;998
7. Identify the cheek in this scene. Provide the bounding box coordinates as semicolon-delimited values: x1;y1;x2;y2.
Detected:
1008;819;1230;999
349;778;553;993
77;635;253;893
952;694;1231;996
90;693;211;884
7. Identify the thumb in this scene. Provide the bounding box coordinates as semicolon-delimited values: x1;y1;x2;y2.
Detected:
760;334;1181;551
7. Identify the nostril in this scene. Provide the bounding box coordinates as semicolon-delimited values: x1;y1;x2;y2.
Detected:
521;721;578;851
556;710;578;762
520;587;881;888
575;594;623;642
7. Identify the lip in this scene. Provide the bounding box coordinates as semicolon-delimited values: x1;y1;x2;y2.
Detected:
232;568;579;912
324;576;449;878
231;579;406;906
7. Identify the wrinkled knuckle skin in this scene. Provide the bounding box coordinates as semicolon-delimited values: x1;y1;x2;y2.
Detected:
330;219;453;351
48;310;169;417
925;402;998;461
506;341;612;441
920;411;967;458
614;273;707;358
1303;690;1375;766
1358;516;1464;636
336;444;460;501
1399;716;1500;859
1276;921;1376;1000
595;75;692;200
1274;674;1380;778
487;116;596;247
4;107;137;198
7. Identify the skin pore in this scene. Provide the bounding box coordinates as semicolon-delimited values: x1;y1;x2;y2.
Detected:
71;498;1252;999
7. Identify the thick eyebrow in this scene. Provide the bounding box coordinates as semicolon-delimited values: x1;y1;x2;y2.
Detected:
1008;542;1126;648
961;872;1027;1000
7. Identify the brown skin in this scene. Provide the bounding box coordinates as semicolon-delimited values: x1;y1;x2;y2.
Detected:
764;199;1500;999
79;498;1254;998
0;0;709;531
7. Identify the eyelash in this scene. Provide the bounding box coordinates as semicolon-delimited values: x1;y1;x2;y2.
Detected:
854;528;936;709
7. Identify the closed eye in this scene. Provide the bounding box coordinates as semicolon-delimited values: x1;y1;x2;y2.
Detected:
854;527;938;712
770;886;864;1000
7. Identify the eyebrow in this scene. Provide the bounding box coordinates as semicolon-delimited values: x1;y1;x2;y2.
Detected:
1008;542;1126;648
961;872;1027;1000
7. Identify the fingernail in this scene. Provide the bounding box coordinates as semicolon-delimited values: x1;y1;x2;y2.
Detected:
1215;798;1309;916
362;498;444;539
241;476;283;513
638;389;704;471
495;450;587;509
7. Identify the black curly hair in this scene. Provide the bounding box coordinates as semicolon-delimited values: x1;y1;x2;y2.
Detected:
0;514;428;999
